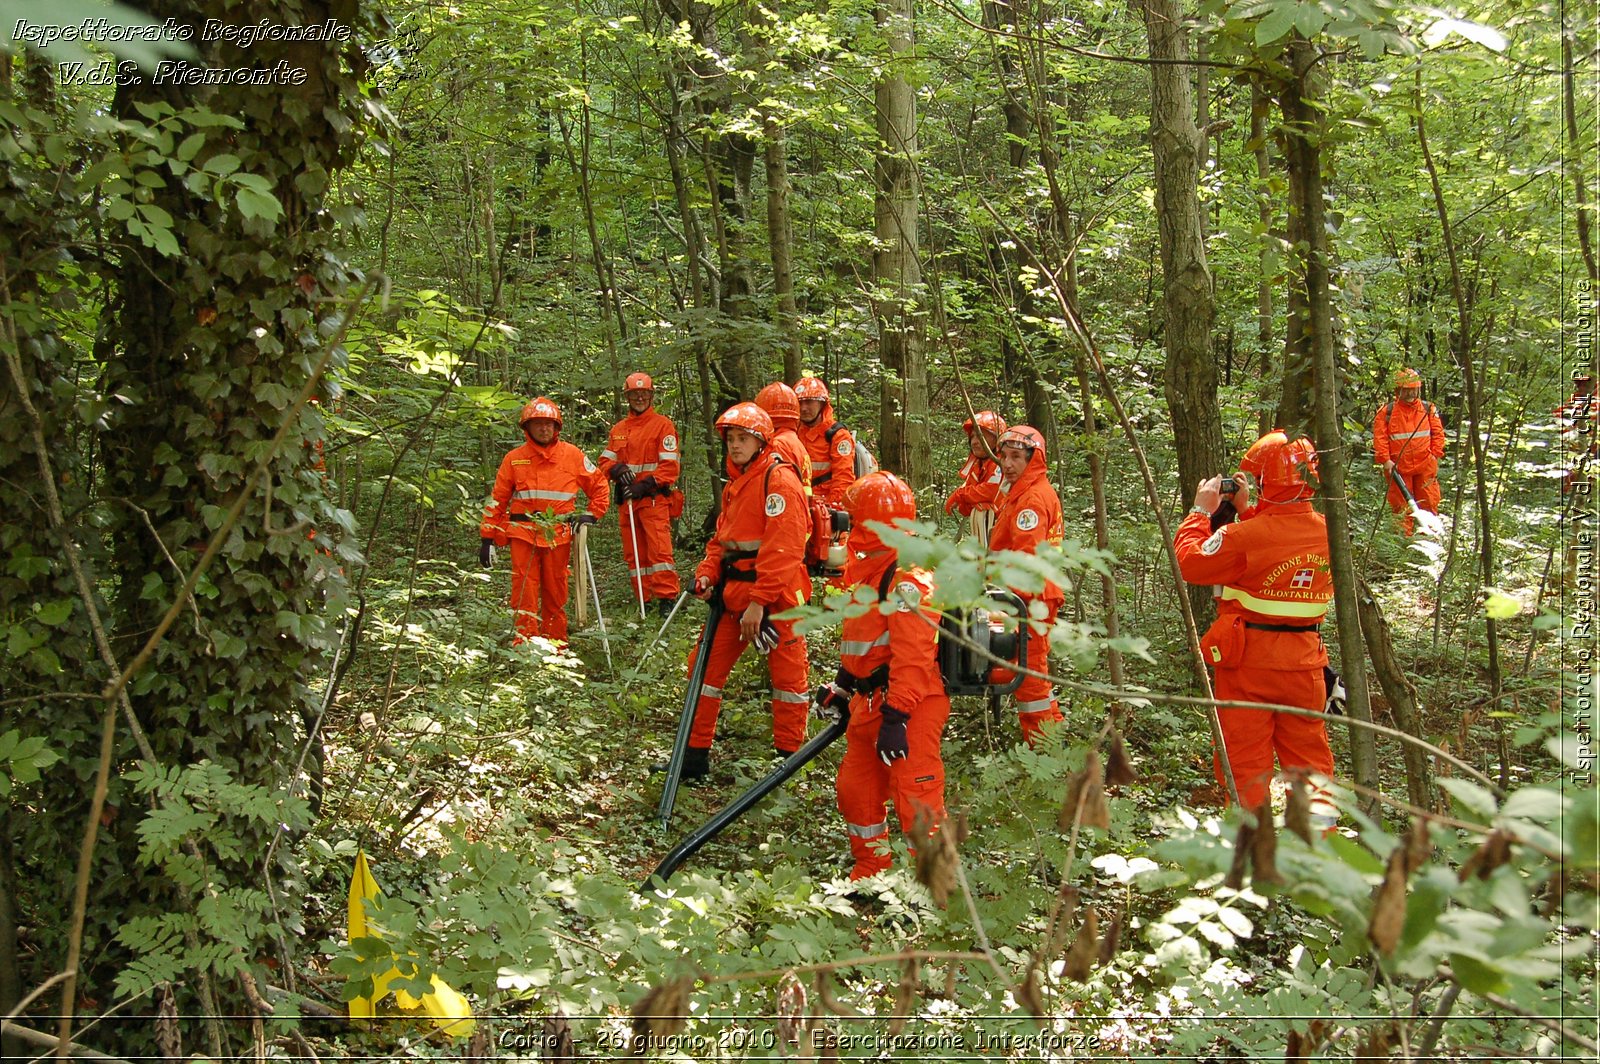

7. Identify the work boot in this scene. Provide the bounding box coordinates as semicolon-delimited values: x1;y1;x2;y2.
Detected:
656;598;675;619
650;745;711;780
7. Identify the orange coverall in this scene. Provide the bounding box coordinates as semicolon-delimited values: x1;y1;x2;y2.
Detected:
798;406;857;507
1174;503;1337;812
687;451;812;753
987;448;1066;742
944;454;1003;516
481;439;610;643
599;409;682;602
770;429;815;493
834;554;951;880
1373;398;1446;534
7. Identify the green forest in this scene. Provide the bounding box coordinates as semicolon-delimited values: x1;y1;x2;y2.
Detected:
1;0;1595;1058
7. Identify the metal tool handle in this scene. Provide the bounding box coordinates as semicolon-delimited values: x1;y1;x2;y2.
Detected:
657;597;723;829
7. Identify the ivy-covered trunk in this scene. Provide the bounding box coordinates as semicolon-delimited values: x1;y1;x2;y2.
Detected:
3;0;379;1049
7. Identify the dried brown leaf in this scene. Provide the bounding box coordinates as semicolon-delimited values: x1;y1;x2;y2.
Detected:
1367;846;1410;955
1061;908;1100;982
1016;967;1046;1018
887;959;918;1036
1224;817;1257;892
1097;910;1124;968
1250;799;1283;887
1356;1022;1396;1060
155;983;182;1060
1285;774;1314;844
777;971;808;1048
630;975;693;1055
1458;829;1513;882
1403;818;1432;875
911;808;959;908
1057;751;1111;831
1106;732;1138;787
1285;1029;1305;1064
541;1011;574;1062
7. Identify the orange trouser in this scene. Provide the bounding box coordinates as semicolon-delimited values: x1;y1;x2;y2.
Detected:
1385;467;1440;535
836;695;951;879
621;496;680;601
1213;664;1336;812
686;612;810;752
508;539;572;643
991;602;1064;745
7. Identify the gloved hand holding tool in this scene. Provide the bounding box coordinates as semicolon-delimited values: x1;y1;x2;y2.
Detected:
877;706;910;765
479;539;495;568
631;475;658;500
568;513;597;529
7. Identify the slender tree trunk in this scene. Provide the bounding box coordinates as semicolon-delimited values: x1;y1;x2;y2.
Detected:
1280;37;1378;801
1138;0;1223;627
873;0;930;486
1356;577;1434;809
765;114;804;381
1565;29;1598;283
1416;70;1506;782
1252;85;1276;436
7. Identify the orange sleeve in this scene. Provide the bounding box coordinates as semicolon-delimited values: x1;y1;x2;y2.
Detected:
654;417;681;487
1174;510;1247;586
824;428;857;505
598;423;625;479
1372;405;1391;464
885;573;943;714
580;451;610;519
480;453;514;543
752;466;809;608
1429;404;1446;459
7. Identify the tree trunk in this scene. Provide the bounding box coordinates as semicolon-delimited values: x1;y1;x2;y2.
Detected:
1139;0;1224;627
1565;29;1598;283
1281;37;1379;802
765;115;804;382
1356;578;1434;810
1252;84;1277;436
873;0;930;486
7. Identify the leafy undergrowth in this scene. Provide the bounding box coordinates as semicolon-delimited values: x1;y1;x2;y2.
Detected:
278;530;1600;1062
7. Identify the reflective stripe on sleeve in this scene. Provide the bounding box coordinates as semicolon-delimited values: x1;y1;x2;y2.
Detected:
628;462;659;473
841;633;892;656
600;449;618;461
1220;586;1329;618
723;539;763;551
657;451;677;462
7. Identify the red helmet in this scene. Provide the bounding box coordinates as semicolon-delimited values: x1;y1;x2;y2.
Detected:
845;470;917;528
755;382;801;425
625;372;654;392
962;410;1007;437
1392;367;1422;389
997;425;1045;460
794;377;830;403
715;402;773;444
1240;430;1318;504
520;397;562;429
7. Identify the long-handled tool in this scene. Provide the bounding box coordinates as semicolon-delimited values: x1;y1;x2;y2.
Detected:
574;523;591;630
642;711;849;891
968;508;994;547
636;590;691;672
582;531;613;672
625;500;647;619
657;596;723;829
1387;466;1418;509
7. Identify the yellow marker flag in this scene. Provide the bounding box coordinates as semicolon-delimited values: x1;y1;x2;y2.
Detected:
346;850;476;1037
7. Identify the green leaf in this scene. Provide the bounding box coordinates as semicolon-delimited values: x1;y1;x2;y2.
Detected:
1499;787;1568;823
1438;778;1498;819
235;187;283;224
1448;952;1509;996
35;600;73;626
176;132;206;161
1293;2;1326;37
1483;589;1520;619
1255;3;1297;45
204;153;241;176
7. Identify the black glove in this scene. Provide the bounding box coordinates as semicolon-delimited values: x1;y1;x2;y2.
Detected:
753;616;780;654
478;539;494;568
610;464;635;487
877;706;910;765
633;475;659;498
1209;498;1238;533
811;679;852;719
568;513;597;529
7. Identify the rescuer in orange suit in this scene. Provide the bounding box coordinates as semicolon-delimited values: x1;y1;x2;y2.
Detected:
944;410;1007;517
813;471;952;880
1174;430;1338;823
479;398;610;645
795;376;857;507
987;426;1066;744
755;382;815;492
1373;367;1446;535
677;403;812;778
599;372;682;614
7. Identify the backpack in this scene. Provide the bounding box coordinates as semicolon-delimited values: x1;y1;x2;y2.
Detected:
824;423;878;478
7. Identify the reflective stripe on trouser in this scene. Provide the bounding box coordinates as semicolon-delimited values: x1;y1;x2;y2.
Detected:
686;614;810;751
990;616;1064;745
1212;664;1337;812
620;496;681;599
508;539;573;643
1385;468;1441;536
836;694;951;880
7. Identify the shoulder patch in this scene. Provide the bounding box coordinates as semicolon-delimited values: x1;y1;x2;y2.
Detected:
1200;528;1226;555
764;493;786;517
1015;508;1040;531
583;456;596;473
663;434;677;451
836;437;854;457
894;580;922;613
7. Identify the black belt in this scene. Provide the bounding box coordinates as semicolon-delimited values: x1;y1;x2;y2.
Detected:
812;472;832;485
508;513;535;523
721;549;758;583
843;664;890;696
1245;621;1321;632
